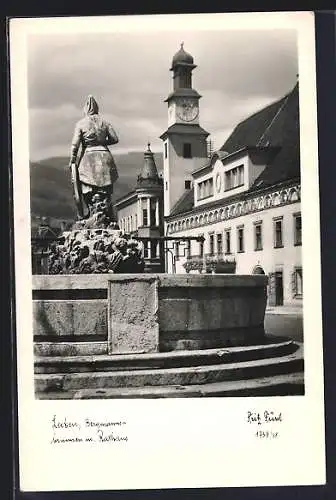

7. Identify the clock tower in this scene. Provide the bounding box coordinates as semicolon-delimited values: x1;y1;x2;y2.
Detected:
160;43;209;216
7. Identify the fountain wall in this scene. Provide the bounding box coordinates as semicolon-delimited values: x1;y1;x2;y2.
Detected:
33;274;268;356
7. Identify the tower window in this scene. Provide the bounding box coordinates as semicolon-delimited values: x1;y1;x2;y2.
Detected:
185;180;191;190
142;208;148;227
150;198;156;226
164;142;168;159
165;181;168;190
183;143;192;158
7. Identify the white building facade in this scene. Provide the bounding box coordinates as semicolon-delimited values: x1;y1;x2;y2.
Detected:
165;174;302;306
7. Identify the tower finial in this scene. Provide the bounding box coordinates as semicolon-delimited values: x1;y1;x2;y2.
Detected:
147;141;151;151
181;41;184;49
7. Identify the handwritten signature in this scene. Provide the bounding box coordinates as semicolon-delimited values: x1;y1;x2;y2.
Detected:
246;410;282;425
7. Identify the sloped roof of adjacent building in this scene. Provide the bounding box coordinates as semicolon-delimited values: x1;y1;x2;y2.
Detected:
169;82;300;218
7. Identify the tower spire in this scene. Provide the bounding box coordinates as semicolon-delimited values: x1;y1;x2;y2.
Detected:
137;142;160;186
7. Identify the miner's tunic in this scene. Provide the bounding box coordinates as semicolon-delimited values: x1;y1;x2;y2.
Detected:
70;115;119;193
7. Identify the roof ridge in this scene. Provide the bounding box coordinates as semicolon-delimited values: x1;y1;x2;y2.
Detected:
256;92;291;147
236;94;286;127
245;84;298;127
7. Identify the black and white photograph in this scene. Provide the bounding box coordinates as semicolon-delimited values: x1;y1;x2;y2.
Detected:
10;11;326;491
28;21;305;401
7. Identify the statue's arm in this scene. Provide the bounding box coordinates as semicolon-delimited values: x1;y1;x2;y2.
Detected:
70;124;83;165
106;123;119;146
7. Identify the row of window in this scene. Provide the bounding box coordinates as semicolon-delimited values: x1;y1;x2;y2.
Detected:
143;240;159;259
197;178;214;200
196;164;245;201
165;180;192;191
225;165;244;191
197;213;301;256
142;203;157;227
120;214;137;234
120;199;160;232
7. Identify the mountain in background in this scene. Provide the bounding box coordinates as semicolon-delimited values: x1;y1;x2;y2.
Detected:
30;152;163;226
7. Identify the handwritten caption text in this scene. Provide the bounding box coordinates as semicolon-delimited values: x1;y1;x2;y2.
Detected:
50;415;129;445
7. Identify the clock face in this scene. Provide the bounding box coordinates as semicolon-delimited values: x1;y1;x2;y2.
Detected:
177;99;199;122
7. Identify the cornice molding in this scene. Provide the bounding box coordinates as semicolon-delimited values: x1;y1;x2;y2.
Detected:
166;183;301;235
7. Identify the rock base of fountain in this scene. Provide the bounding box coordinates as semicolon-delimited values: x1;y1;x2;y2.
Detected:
47;213;145;275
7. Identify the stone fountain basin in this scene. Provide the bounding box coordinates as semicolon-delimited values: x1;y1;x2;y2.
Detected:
33;274;268;354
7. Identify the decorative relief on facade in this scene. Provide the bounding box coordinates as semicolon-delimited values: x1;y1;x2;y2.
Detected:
166;184;300;234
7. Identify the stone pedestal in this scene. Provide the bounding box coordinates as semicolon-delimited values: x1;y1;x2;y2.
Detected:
108;277;159;354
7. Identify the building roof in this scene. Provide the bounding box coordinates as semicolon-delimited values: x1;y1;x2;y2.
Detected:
169;82;300;218
137;143;160;184
115;144;163;208
115;190;137;207
164;88;202;103
171;43;195;69
160;123;210;140
169;189;194;216
222;82;300;189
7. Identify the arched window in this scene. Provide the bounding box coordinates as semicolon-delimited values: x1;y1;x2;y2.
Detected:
252;265;265;275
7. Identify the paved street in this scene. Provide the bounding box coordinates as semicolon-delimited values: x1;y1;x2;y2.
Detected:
265;313;303;343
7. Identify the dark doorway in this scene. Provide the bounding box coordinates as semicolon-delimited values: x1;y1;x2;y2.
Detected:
275;271;284;306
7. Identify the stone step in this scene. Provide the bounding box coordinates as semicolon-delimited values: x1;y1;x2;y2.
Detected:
34;341;108;357
35;339;298;374
35;372;304;399
35;346;304;394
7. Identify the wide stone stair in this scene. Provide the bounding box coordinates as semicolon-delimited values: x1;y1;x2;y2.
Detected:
34;337;304;399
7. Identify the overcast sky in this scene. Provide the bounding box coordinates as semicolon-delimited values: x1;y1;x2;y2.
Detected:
28;28;298;161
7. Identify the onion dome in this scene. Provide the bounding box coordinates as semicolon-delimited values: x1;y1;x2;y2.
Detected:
171;42;194;67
